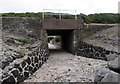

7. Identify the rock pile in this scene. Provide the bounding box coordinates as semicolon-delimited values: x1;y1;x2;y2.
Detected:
94;56;120;83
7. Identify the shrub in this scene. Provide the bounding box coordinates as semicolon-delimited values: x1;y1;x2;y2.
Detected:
17;49;25;58
16;38;29;44
55;36;61;42
28;34;34;38
48;36;54;42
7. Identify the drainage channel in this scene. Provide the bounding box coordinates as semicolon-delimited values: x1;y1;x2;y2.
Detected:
23;44;106;82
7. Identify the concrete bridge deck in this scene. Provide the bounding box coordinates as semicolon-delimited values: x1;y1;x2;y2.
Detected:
42;19;83;30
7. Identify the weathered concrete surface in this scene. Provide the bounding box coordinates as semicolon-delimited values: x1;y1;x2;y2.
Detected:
42;19;83;30
47;29;80;55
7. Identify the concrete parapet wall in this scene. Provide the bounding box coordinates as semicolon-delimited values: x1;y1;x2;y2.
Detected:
42;19;83;30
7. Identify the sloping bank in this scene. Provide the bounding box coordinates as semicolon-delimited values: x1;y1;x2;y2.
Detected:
77;25;119;83
0;17;48;84
77;25;118;60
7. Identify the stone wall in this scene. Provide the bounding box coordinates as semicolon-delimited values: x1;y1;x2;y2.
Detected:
0;17;49;84
1;44;48;84
77;41;118;60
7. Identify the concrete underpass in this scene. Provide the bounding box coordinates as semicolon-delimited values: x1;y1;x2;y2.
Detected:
42;19;83;54
47;29;76;54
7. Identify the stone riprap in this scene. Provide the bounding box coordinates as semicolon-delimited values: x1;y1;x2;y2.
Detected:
24;49;106;82
1;44;48;84
77;41;118;60
0;17;48;84
94;56;120;83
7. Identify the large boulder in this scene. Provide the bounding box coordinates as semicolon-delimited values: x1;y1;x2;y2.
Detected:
94;56;120;83
94;68;111;83
106;54;118;61
101;71;120;82
108;56;120;72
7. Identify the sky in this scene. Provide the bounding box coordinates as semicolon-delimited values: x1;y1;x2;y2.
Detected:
0;0;119;14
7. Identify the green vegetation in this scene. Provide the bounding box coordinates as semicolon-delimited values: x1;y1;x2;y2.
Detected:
28;34;34;38
48;36;61;43
2;12;120;24
28;47;33;51
55;36;61;42
48;36;54;42
81;34;87;39
87;13;120;24
16;38;29;44
17;49;25;58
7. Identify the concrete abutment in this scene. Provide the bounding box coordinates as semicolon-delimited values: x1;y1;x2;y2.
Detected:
46;29;80;54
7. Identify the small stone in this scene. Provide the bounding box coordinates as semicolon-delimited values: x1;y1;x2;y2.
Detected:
11;69;19;78
51;74;54;76
88;63;91;66
68;69;71;71
2;75;16;84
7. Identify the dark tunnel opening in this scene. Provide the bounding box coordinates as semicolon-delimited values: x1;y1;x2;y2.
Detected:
47;29;75;54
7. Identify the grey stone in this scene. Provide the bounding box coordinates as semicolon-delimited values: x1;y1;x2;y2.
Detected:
11;69;19;78
108;56;120;71
17;74;25;82
2;60;9;69
94;68;111;82
0;68;2;79
2;75;16;84
30;41;41;48
106;54;118;61
101;70;120;82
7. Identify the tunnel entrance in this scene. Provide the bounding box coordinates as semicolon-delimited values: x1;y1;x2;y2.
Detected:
48;36;62;50
47;29;77;54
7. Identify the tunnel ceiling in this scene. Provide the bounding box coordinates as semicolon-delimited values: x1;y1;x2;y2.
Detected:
47;29;74;36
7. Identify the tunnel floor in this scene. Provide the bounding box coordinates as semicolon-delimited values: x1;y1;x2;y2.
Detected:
24;44;106;82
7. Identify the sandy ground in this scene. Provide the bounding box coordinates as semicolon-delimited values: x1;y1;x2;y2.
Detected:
24;44;107;82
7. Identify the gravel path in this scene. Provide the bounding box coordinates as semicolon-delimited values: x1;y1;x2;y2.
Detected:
24;45;107;82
